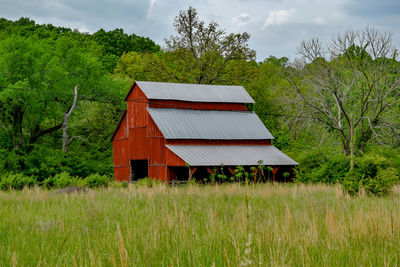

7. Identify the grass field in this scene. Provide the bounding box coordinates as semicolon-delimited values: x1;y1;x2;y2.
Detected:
1;183;400;266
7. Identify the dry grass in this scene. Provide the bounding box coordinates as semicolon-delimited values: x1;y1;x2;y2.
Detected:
0;183;399;266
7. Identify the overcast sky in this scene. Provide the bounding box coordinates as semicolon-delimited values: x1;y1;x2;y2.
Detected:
0;0;399;61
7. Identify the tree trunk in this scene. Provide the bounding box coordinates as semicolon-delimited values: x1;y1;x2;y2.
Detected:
62;85;78;153
12;106;24;154
349;119;354;171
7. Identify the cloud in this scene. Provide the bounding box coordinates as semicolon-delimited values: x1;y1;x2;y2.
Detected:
312;17;327;25
263;9;295;29
147;0;156;18
232;13;251;26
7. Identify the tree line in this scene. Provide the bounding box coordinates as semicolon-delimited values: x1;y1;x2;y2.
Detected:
0;8;399;194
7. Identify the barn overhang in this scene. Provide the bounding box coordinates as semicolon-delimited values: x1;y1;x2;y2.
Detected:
165;145;298;166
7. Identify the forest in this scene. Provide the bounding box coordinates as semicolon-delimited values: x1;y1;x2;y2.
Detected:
0;7;399;195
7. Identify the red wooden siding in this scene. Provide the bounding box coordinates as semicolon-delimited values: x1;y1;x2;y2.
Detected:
149;100;249;111
127;84;148;128
112;113;130;181
129;127;148;159
166;148;186;167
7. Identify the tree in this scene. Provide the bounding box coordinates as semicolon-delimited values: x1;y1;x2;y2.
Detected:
286;28;400;168
0;35;114;154
163;6;256;84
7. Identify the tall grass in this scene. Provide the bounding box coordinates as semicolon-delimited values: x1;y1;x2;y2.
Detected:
0;183;399;266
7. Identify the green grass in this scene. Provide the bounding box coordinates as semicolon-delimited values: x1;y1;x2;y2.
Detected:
1;183;400;266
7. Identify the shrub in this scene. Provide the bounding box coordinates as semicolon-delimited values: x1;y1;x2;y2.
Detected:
297;154;349;184
43;172;82;189
342;157;399;197
135;177;162;187
111;181;129;188
84;174;111;188
0;173;37;191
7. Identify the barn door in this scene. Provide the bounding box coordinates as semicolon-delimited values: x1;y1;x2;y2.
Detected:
130;160;148;181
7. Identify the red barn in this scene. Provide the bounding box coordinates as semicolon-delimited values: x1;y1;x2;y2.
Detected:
111;81;297;181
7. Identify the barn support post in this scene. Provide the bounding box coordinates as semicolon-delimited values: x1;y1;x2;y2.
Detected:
188;167;198;181
227;167;236;176
252;169;259;183
272;166;279;184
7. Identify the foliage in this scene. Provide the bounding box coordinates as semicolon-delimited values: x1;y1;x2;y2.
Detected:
134;177;163;188
342;153;400;196
43;172;81;189
84;173;112;188
285;28;400;168
0;173;36;190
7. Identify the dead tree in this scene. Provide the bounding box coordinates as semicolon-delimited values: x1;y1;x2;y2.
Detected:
62;85;82;152
285;28;400;169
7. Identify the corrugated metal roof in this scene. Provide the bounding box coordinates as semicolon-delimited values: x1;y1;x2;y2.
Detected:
134;81;255;103
147;108;274;140
166;145;298;166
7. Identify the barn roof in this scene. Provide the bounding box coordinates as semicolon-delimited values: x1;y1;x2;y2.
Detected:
147;108;274;140
166;145;298;166
125;81;255;103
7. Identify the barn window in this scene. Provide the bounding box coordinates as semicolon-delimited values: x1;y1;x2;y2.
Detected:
130;160;148;180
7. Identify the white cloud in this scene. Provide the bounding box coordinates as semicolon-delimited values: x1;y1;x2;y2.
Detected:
263;9;295;29
312;17;327;24
147;0;156;18
232;13;251;26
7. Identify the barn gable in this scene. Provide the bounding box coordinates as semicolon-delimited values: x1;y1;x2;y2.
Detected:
110;111;127;141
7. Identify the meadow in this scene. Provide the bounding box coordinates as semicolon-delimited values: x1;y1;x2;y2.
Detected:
1;183;400;266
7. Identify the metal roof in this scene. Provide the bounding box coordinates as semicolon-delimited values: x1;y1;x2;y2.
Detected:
131;81;255;103
147;108;274;140
166;145;298;166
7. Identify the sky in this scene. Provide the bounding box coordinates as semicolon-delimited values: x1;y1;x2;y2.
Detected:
0;0;399;61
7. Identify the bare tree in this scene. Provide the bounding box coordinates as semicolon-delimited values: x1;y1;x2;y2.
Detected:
62;85;82;152
286;28;400;169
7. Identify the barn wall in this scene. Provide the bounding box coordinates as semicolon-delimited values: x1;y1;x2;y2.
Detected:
129;127;148;159
112;113;130;181
127;85;148;128
148;166;167;181
166;148;186;167
126;84;149;161
147;114;168;180
149;100;249;111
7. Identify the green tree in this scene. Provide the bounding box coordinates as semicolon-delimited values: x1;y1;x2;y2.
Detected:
163;7;256;84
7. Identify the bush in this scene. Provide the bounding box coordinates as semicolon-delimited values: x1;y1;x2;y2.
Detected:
0;173;37;191
342;156;399;197
111;181;129;188
43;172;82;189
296;153;349;184
135;177;162;187
84;174;111;188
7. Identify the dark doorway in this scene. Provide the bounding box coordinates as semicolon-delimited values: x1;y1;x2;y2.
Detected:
130;160;148;181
